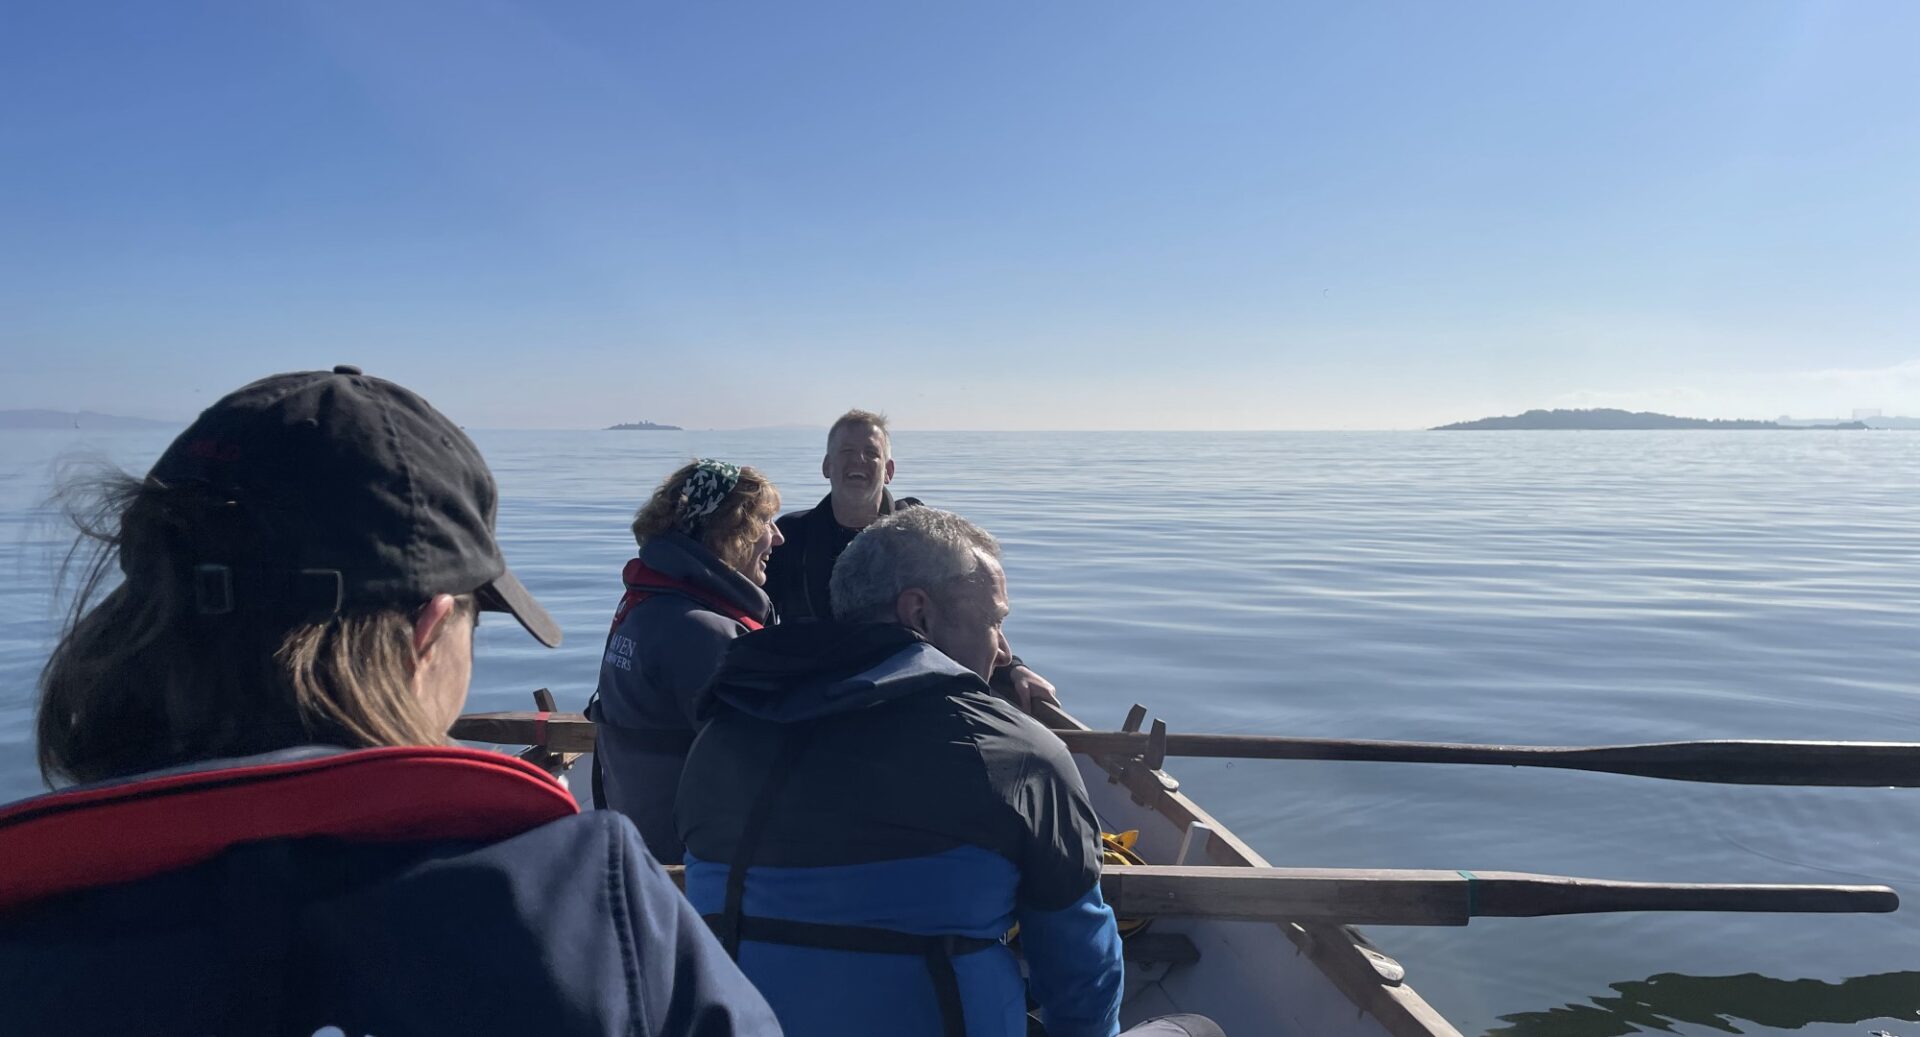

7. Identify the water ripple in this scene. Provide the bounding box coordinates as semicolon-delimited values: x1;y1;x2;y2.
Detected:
3;428;1918;1035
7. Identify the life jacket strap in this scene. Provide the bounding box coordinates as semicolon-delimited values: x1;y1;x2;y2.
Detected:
716;728;813;957
705;723;983;1037
701;913;996;1037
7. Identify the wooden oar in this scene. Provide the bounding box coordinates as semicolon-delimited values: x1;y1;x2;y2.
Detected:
449;711;1920;788
1058;730;1920;788
455;711;596;751
654;864;1894;924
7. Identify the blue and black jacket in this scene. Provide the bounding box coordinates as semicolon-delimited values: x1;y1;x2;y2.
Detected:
0;745;781;1037
678;622;1124;1037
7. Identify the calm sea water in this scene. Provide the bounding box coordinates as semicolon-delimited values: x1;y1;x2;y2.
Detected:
4;427;1919;1036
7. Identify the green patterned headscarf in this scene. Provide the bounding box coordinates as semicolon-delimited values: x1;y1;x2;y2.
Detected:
676;458;742;536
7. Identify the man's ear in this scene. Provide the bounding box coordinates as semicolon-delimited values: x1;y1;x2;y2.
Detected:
894;587;932;636
883;457;895;484
821;454;832;481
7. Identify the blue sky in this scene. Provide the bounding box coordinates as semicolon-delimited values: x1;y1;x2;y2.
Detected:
3;1;1916;429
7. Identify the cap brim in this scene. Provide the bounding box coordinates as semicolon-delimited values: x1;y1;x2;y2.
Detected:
477;567;563;647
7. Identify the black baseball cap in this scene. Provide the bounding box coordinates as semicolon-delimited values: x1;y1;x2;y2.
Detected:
137;365;562;647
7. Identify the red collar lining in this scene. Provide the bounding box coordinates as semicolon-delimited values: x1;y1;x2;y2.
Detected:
0;746;576;912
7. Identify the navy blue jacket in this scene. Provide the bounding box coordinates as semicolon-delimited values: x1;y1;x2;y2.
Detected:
590;531;775;861
0;747;782;1037
678;623;1124;1037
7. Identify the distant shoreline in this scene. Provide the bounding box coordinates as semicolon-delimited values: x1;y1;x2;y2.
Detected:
606;421;683;431
1434;409;1868;431
0;409;176;430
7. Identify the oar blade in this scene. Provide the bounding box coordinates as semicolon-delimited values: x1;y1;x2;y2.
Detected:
1098;866;1899;925
1061;730;1920;788
1466;870;1900;919
1550;741;1920;788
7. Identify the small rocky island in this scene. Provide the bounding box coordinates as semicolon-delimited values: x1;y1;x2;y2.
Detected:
0;409;176;430
1434;409;1867;431
606;420;683;431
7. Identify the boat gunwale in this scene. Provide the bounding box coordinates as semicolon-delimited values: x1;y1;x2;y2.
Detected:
1037;701;1462;1037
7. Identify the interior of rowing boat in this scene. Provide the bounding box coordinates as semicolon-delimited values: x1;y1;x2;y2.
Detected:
1050;702;1461;1037
469;693;1466;1036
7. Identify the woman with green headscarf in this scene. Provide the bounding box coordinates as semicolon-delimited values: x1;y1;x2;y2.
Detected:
588;459;784;860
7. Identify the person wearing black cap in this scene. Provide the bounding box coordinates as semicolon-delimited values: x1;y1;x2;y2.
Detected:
0;367;781;1036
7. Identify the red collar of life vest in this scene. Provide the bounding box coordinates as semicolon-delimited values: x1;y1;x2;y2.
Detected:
611;558;766;638
0;746;576;913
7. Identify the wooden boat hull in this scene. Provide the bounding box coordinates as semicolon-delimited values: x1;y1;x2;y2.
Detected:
1052;704;1459;1037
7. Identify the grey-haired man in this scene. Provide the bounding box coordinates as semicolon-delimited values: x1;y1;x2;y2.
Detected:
681;506;1221;1037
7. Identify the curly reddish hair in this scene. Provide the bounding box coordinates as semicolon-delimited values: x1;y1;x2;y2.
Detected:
630;462;780;572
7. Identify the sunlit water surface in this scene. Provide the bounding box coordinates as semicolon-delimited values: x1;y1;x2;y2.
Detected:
4;428;1917;1036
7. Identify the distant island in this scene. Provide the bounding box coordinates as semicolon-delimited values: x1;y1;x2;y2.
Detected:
1434;409;1868;431
606;420;682;431
0;409;176;430
1779;414;1920;430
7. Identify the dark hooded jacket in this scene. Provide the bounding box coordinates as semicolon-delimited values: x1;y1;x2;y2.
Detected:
0;746;781;1037
677;622;1124;1037
760;492;1030;701
761;490;918;623
588;531;776;861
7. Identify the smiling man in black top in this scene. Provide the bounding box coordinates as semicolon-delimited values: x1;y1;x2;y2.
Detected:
763;409;1061;712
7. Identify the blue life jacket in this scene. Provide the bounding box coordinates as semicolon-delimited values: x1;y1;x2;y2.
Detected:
680;622;1125;1037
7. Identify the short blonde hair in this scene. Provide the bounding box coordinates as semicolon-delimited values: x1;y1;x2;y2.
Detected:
828;409;891;454
630;462;780;573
